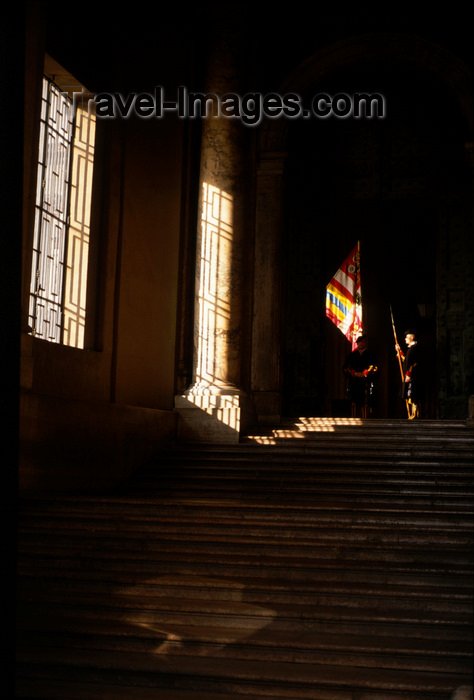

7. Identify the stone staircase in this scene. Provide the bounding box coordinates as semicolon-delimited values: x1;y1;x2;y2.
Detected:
15;418;474;699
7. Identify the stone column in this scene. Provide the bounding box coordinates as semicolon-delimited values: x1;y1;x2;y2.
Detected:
251;151;287;423
175;16;253;442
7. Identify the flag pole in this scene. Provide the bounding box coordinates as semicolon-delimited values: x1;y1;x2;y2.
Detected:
390;304;404;382
390;304;410;418
355;240;362;348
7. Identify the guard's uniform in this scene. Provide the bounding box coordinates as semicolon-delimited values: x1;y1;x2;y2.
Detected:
342;349;378;413
401;343;421;405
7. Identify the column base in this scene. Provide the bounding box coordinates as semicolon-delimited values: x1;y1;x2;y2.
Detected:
174;387;255;443
251;390;282;425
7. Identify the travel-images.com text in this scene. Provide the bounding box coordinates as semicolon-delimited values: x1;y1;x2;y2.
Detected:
69;87;386;125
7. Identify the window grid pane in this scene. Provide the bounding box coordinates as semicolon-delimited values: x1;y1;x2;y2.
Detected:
29;78;74;343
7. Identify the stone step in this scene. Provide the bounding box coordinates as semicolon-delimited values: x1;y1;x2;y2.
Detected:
229;452;474;465
15;646;473;699
20;555;470;593
22;484;474;501
17;614;473;660
244;418;471;435
16;535;474;569
16;521;474;548
129;465;474;483
18;497;474;528
138;445;474;460
263;418;468;427
16;603;472;650
16;504;474;535
129;473;474;492
16;568;474;602
17;522;473;550
16;574;473;616
244;427;474;439
16;548;474;581
15;584;474;627
63;491;472;510
138;447;474;475
164;443;474;458
16;502;474;525
122;481;474;500
242;433;474;447
15;619;471;674
17;557;474;591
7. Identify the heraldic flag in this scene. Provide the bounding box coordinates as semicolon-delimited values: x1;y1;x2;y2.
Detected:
325;242;362;349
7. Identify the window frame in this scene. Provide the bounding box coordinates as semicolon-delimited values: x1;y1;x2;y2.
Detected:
28;60;97;349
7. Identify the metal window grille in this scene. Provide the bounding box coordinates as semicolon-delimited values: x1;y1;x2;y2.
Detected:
29;77;74;343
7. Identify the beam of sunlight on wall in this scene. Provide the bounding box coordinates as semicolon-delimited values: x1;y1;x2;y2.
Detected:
196;183;234;387
175;182;253;441
63;104;96;348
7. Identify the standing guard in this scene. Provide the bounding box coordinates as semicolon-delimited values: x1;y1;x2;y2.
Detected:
395;329;422;420
342;334;378;418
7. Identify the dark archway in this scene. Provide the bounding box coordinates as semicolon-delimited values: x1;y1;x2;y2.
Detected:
253;33;472;421
282;65;465;418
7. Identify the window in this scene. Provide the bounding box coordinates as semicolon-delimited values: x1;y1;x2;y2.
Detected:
28;70;96;348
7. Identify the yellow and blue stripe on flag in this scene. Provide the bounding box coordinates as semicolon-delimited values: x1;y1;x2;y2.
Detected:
325;242;362;348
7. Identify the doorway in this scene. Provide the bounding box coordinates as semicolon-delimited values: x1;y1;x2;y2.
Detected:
280;65;459;419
